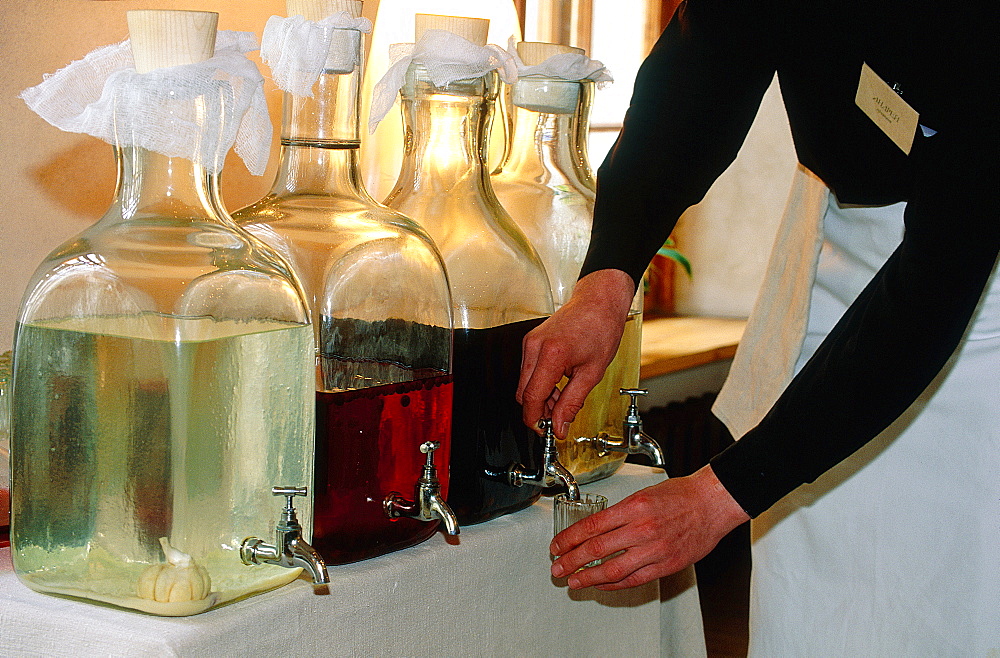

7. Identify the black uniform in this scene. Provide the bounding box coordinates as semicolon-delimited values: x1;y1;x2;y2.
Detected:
580;0;999;516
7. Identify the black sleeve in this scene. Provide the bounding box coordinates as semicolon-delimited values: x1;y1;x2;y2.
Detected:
579;0;777;290
710;123;1000;516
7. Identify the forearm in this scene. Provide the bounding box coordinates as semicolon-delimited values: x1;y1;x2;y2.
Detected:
712;129;999;516
582;0;777;289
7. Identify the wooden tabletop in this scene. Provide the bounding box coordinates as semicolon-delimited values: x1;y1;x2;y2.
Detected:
640;316;746;380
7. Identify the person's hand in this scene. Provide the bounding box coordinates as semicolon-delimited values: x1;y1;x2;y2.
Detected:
517;269;635;438
550;464;750;590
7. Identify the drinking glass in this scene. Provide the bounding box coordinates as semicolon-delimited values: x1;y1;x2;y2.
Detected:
553;492;607;568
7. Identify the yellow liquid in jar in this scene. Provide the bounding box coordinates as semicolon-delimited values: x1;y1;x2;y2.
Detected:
11;315;314;615
557;310;641;483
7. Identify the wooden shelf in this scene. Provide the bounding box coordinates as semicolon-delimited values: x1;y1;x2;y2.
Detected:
640;316;746;380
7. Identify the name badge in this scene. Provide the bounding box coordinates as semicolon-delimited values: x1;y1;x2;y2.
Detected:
855;62;919;155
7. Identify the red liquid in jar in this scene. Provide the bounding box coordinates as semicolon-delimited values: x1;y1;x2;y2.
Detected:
312;374;452;564
447;317;546;525
0;488;8;548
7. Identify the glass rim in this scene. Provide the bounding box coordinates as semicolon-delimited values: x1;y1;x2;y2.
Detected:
553;492;607;506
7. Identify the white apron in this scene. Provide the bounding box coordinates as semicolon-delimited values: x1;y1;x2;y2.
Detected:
715;167;1000;655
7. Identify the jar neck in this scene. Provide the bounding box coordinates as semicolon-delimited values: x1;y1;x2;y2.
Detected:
499;78;596;190
503;104;579;185
269;37;370;199
391;68;498;197
116;145;226;222
572;79;596;190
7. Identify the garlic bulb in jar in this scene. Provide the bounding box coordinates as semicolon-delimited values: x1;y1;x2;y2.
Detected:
137;537;212;603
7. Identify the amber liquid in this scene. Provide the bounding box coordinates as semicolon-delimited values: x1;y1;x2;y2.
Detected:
312;374;453;564
558;310;642;483
448;317;547;525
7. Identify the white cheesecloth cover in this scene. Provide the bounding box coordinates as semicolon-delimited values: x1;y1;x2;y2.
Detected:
19;31;272;176
507;38;613;86
368;29;518;134
506;38;613;114
261;12;373;97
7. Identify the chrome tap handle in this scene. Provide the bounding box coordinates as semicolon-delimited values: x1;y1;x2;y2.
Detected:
272;486;307;527
420;441;440;476
241;485;330;585
620;388;647;421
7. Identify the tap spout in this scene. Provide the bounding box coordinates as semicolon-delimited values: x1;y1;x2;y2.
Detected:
633;431;665;468
507;418;579;499
287;536;330;584
547;459;580;501
428;495;460;536
579;389;665;469
383;441;461;535
240;486;330;585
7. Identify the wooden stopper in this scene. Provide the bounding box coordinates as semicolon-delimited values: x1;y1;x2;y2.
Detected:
516;41;583;66
287;0;363;21
415;14;489;46
127;10;218;74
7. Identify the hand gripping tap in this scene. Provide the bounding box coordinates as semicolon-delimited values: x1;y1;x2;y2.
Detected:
240;487;330;584
508;418;580;501
580;389;665;467
384;441;460;536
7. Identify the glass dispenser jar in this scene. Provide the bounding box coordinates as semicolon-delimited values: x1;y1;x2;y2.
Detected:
10;11;320;615
492;41;645;484
234;0;457;563
382;16;556;525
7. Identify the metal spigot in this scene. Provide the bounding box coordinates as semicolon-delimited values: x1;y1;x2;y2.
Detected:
240;486;330;585
384;441;460;536
581;389;666;468
508;418;580;500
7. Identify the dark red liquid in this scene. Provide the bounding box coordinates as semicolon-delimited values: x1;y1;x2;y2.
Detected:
1;487;8;548
312;374;452;564
448;317;546;525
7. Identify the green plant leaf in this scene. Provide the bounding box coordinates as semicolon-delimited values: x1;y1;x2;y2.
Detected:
656;246;692;278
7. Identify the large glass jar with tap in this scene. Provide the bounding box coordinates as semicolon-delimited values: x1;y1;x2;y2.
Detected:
492;41;642;484
384;16;554;525
10;11;316;615
235;0;457;562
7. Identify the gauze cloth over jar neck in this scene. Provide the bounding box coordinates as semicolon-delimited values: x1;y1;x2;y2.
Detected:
506;37;613;86
506;39;612;114
261;12;373;97
19;30;271;176
368;29;518;134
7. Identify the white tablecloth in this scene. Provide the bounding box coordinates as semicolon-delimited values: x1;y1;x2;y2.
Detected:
0;465;705;657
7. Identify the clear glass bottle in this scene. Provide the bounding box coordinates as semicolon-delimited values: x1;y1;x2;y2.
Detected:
492;42;642;484
10;11;315;615
234;0;455;562
384;18;554;525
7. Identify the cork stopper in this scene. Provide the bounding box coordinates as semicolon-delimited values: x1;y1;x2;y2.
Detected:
287;0;362;21
127;10;218;74
516;42;583;66
415;14;489;47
